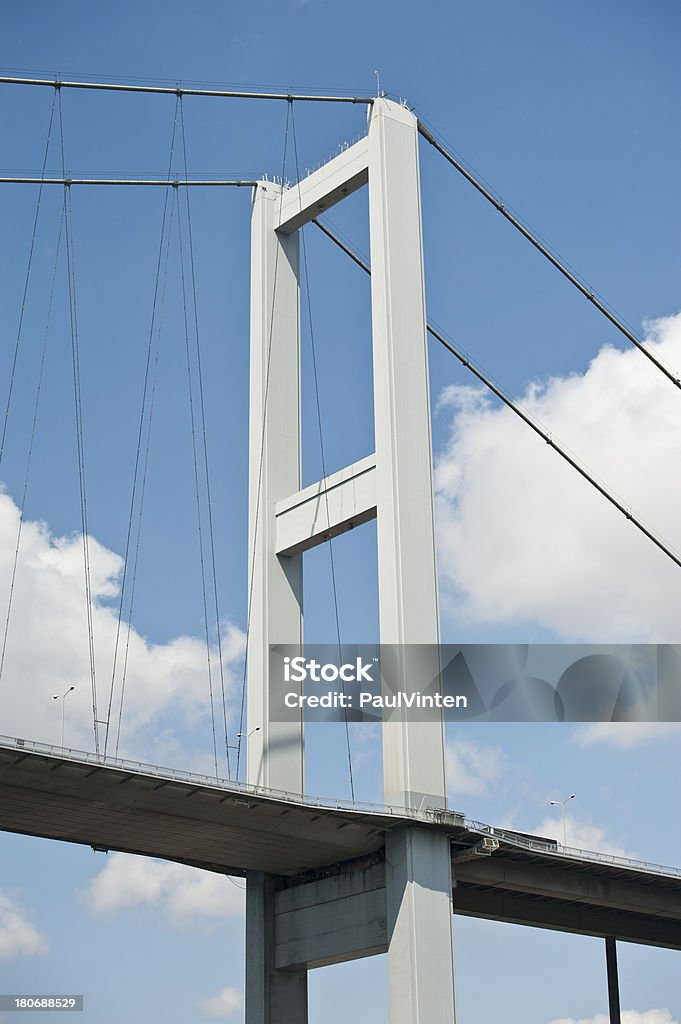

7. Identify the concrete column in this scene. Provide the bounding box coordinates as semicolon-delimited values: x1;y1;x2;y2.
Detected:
605;937;622;1024
247;181;303;795
368;99;456;1024
386;828;457;1024
246;872;308;1024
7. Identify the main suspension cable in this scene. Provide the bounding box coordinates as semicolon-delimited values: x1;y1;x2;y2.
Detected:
58;91;100;752
0;177;258;186
313;217;681;574
290;102;355;803
0;75;373;104
0;90;57;467
416;119;681;392
178;96;232;778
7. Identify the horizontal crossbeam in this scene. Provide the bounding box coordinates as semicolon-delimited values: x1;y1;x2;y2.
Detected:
272;851;681;967
274;861;387;969
276;136;369;235
275;454;377;556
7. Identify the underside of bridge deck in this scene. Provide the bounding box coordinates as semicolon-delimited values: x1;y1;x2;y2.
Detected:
1;740;679;951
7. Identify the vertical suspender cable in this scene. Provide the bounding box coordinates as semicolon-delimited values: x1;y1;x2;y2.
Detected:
178;97;231;778
104;97;180;757
0;210;65;689
113;187;178;758
1;89;57;466
57;90;100;753
176;186;220;781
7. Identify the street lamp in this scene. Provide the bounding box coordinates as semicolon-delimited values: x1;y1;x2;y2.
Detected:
237;727;261;740
549;793;575;846
230;727;261;781
53;685;75;748
226;727;261;755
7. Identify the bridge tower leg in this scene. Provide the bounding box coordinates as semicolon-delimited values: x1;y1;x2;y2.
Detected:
245;179;307;1023
369;97;456;1024
246;178;303;796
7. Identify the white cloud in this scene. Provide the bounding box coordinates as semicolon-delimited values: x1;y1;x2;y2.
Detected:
199;986;243;1019
83;853;244;925
435;312;681;642
0;489;244;766
0;891;49;959
446;737;506;797
573;722;681;748
534;814;634;858
551;1011;677;1024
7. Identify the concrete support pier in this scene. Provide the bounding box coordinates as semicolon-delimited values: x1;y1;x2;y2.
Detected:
246;872;308;1024
386;829;457;1023
605;937;622;1024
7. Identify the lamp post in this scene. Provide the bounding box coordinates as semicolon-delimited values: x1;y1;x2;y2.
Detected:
549;793;575;846
238;726;261;740
226;727;261;773
53;685;75;748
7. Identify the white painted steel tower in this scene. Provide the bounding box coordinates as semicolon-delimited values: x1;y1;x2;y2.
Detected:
245;98;457;1024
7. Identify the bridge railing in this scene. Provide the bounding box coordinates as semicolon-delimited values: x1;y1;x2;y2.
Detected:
0;733;431;820
461;817;681;879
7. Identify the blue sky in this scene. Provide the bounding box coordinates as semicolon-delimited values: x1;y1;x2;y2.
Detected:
0;1;680;1022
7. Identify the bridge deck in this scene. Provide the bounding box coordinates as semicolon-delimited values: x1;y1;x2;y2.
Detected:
1;738;679;949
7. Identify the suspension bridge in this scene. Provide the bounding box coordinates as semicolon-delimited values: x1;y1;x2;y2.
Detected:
0;75;679;1023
